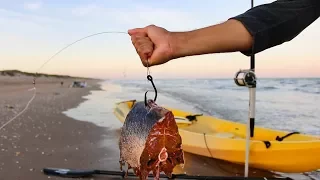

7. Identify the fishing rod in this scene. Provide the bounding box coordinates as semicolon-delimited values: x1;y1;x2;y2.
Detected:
233;0;256;178
42;167;292;180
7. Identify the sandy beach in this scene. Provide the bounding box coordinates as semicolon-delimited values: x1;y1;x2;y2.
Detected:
0;75;111;180
0;75;282;180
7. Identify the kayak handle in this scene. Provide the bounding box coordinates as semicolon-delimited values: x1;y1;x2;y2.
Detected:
276;131;300;141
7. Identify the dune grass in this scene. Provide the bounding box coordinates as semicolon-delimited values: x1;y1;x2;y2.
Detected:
0;69;98;80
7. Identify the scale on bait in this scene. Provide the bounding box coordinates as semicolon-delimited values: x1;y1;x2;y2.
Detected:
0;31;159;131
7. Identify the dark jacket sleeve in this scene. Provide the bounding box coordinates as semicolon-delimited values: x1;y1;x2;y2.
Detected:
229;0;320;56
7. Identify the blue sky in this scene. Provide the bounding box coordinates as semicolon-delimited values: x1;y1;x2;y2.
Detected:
1;0;319;79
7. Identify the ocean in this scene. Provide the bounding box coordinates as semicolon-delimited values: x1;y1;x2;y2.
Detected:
63;78;320;179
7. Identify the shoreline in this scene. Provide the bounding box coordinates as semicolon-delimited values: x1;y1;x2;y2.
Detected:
1;76;311;180
59;80;280;179
0;76;113;180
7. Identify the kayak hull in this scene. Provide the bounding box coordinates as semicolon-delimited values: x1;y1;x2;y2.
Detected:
113;100;320;173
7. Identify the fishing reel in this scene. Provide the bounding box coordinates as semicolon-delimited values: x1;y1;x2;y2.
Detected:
234;69;257;88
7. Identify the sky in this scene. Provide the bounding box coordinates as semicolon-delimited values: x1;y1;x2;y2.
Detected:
1;0;319;79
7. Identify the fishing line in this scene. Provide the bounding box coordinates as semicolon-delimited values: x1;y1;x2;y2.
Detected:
203;133;240;176
0;87;36;130
0;31;127;131
35;31;127;74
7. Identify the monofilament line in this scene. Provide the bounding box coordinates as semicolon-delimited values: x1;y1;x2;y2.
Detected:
0;31;127;131
36;31;127;74
0;87;36;131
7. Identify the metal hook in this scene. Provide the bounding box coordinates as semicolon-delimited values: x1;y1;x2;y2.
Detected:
144;75;158;106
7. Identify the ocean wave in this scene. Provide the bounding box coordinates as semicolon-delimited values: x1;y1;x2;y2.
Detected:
228;86;278;91
159;90;223;118
293;88;320;94
300;84;312;88
110;79;320;135
214;86;228;90
279;79;298;85
261;86;278;90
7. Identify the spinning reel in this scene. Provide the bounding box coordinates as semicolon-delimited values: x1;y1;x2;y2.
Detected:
234;69;257;88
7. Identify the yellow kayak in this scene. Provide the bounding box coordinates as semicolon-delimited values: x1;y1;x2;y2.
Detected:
113;99;320;173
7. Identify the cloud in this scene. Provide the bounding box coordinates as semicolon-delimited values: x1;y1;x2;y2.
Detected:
0;8;63;26
126;5;197;30
69;3;198;31
24;2;42;10
71;4;100;16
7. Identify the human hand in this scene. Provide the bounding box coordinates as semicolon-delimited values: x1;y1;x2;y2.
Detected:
128;25;174;67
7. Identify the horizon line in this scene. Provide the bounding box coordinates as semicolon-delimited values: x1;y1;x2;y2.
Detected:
2;69;319;80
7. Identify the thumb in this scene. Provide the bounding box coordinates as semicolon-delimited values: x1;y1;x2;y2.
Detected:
128;27;147;36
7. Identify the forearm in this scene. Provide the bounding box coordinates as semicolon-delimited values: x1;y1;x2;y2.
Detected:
169;19;253;59
169;0;320;59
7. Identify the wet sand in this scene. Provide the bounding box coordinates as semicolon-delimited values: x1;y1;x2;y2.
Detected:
0;76;109;180
0;75;284;180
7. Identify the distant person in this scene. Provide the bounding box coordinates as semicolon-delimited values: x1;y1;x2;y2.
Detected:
128;0;320;67
61;81;64;87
